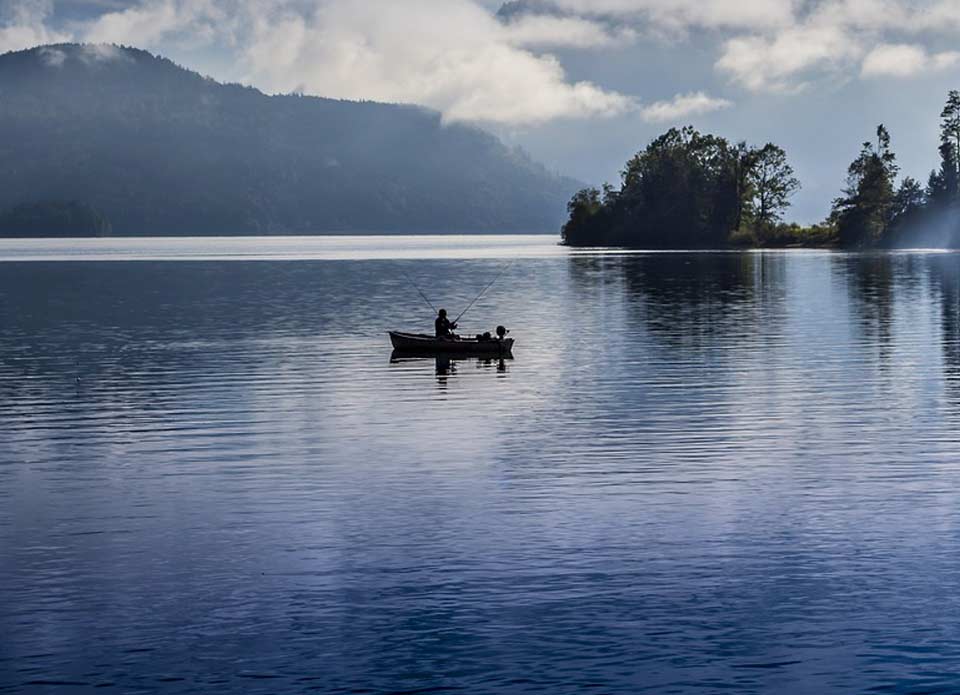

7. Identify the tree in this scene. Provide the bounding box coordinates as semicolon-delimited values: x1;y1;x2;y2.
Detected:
892;177;925;220
913;91;960;247
730;141;756;232
747;143;801;228
833;124;899;248
925;92;960;218
561;188;604;245
616;126;744;247
885;177;927;246
940;90;960;201
561;127;806;248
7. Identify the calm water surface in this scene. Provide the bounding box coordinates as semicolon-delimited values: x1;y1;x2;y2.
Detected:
3;236;960;693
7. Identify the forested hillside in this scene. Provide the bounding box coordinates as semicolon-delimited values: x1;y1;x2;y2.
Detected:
0;44;579;236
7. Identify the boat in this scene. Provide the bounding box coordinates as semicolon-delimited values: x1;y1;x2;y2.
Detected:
389;331;514;355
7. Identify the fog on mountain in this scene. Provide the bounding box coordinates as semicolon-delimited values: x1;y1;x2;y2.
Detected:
0;44;580;237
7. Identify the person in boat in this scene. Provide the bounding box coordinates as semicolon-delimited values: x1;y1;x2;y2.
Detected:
435;309;458;339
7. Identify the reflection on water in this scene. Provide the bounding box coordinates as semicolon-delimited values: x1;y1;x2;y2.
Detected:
390;352;510;385
929;255;960;403
4;240;960;693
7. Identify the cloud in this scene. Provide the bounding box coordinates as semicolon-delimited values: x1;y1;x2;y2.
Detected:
509;0;960;93
518;0;796;33
0;0;69;54
37;44;63;65
712;0;960;93
500;14;635;48
235;0;636;125
65;0;637;125
639;91;732;122
82;0;230;48
29;41;131;68
21;0;960;121
861;43;960;78
80;43;131;62
716;23;860;92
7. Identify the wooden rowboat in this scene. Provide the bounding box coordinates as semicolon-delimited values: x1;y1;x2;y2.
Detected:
389;331;514;355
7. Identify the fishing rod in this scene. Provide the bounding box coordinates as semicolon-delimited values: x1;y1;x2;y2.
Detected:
399;266;439;315
453;260;515;325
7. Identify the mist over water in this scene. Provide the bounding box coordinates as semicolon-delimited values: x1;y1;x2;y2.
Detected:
4;238;960;693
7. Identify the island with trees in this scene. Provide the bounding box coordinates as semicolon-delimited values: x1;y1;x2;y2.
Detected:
562;91;960;249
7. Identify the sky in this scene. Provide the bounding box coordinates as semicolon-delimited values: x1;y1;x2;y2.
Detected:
3;0;960;222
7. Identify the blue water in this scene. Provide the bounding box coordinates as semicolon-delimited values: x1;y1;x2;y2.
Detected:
3;237;960;693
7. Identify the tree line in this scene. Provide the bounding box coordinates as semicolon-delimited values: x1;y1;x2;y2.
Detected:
562;91;960;249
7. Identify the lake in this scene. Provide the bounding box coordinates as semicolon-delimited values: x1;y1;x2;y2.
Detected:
3;235;960;694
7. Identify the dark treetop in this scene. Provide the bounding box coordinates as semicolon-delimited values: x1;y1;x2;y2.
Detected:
0;44;580;237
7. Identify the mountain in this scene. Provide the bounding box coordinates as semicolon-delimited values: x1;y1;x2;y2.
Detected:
0;44;580;236
0;201;111;237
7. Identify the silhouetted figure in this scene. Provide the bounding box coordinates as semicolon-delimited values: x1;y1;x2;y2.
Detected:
435;309;458;338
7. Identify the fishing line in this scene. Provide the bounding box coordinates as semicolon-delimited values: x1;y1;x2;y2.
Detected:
454;259;515;324
399;266;439;314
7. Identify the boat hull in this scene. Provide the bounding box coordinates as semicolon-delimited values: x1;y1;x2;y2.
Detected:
389;331;514;355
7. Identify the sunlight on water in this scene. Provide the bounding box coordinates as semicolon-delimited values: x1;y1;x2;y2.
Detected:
0;234;571;261
4;238;960;693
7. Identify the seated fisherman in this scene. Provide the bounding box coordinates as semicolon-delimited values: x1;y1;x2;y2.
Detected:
435;309;458;339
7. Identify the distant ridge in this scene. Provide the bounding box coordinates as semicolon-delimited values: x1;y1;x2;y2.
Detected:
0;44;580;236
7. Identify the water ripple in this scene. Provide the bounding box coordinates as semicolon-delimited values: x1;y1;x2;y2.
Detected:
3;243;960;693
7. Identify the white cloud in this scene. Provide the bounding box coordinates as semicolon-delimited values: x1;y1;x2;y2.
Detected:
0;0;69;54
710;0;960;93
65;0;637;125
82;0;230;48
889;0;960;33
236;0;635;125
500;14;634;48
80;43;131;62
716;23;860;92
509;0;960;93
861;43;960;78
540;0;797;32
37;44;63;65
14;0;960;119
931;51;960;70
639;91;732;122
